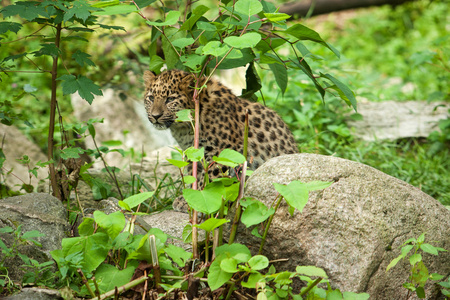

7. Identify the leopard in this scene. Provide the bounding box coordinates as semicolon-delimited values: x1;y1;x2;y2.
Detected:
143;69;298;212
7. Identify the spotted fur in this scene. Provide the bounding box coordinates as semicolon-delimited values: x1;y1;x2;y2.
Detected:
144;69;298;211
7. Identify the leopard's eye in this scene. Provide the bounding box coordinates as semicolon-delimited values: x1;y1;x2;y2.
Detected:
146;95;154;102
166;96;175;103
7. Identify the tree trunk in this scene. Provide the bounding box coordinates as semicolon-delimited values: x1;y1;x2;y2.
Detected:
279;0;418;18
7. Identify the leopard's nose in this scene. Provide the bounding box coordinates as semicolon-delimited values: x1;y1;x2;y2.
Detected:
152;113;163;121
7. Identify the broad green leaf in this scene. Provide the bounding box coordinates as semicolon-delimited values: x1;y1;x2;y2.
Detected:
58;75;103;104
202;41;230;57
401;244;414;257
179;5;209;31
210;48;255;69
234;0;263;17
269;63;287;94
417;233;426;244
194;217;229;232
183;181;224;214
241;62;262;98
215;243;251;262
0;2;48;21
175;109;193;122
94;211;126;240
149;55;165;73
146;10;180;26
91;0;120;8
220;257;239;273
241;200;274;227
241;272;264;288
171;37;195;49
0;22;22;34
166;159;189;168
409;253;422;265
213;149;246;167
197;21;216;31
224;32;261;49
181;53;206;71
185;147;204;162
120;191;154;210
415;287;426;299
164;244;192;267
64;0;98;22
264;13;290;22
274;271;292;285
248;255;269;270
430;273;444;281
93;262;137;294
183;176;197;185
304;181;333;191
341;292;370;300
284;24;340;58
295;266;328;278
60;233;109;273
320;73;357;111
326;290;343;300
78;218;95;236
289;57;325;99
420;243;439;255
255;38;286;54
72;50;95;67
60;147;84;159
32;44;60;58
207;257;234;291
273;181;309;212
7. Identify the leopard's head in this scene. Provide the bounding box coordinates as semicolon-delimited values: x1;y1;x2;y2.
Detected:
143;69;195;130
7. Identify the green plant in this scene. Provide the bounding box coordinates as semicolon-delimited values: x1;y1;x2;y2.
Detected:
0;225;55;292
386;233;448;298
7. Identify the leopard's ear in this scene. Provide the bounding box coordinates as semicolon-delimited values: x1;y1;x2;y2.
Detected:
143;70;156;87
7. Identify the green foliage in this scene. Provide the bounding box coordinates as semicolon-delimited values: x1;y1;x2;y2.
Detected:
0;226;55;293
386;233;447;298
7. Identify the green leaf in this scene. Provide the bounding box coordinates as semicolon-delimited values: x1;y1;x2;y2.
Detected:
179;5;209;31
268;63;287;94
181;53;206;71
166;159;189;168
241;199;274;227
409;253;422;265
420;243;439;255
220;257;239;273
386;255;403;272
94;211;126;240
171;37;195;49
183;181;225;214
93;262;138;294
202;41;230;57
430;273;444;281
78;218;95;236
183;176;197;185
194;217;229;232
60;147;84;159
1;1;48;21
175;109;193;122
208;257;234;291
60;232;109;273
215;243;251;262
93;4;137;15
72;50;95;67
274;271;292;285
415;287;426;299
185;147;204;162
120;191;154;210
273;181;309;212
64;0;99;22
289;57;325;100
32;44;61;58
0;22;22;34
164;244;192;267
242;272;264;288
224;32;261;49
248;255;269;271
304;181;333;191
295;266;328;278
146;10;180;26
321;73;357;111
264;13;290;22
234;0;263;17
58;75;103;104
213;149;246;168
284;24;340;58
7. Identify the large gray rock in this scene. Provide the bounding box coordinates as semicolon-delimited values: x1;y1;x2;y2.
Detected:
230;154;449;299
347;100;449;141
0;193;69;282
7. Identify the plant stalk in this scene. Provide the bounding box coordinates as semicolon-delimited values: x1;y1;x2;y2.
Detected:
191;80;201;259
228;161;247;244
299;278;323;296
48;22;62;200
258;194;283;254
